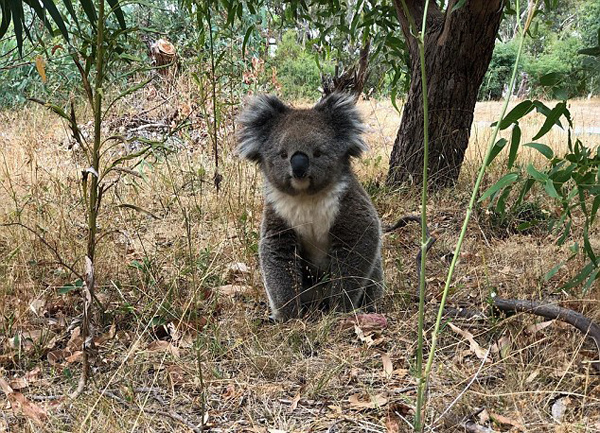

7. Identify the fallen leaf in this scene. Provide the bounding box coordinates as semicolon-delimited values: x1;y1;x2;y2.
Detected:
449;323;490;361
340;313;387;332
9;367;42;390
67;327;83;352
526;320;554;334
525;370;539;383
47;349;69;365
66;351;83;364
348;393;388;410
490;336;511;359
146;340;180;358
226;262;249;276
267;429;287;433
385;414;401;433
478;409;490;424
167;365;186;387
29;299;46;316
489;412;524;431
354;324;374;346
215;284;253;297
392;368;408;378
289;392;301;412
381;353;393;379
0;378;47;426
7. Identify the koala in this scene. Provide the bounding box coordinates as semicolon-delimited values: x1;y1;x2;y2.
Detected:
237;93;383;321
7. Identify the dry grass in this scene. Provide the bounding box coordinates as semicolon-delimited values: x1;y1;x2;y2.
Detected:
1;89;599;432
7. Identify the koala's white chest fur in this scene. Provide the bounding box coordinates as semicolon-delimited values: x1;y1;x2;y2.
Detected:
265;180;347;268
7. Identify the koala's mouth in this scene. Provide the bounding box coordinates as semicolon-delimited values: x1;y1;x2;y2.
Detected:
290;177;311;191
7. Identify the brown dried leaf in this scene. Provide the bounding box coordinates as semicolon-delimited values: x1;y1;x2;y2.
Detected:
489;412;524;431
167;365;186;387
289;392;301;412
490;336;511;358
9;367;41;390
146;340;180;358
449;323;490;361
340;313;387;332
66;351;83;364
226;262;250;276
67;327;82;352
47;349;68;365
215;284;253;297
348;393;388;410
526;320;554;334
35;55;47;83
0;378;47;426
354;324;374;346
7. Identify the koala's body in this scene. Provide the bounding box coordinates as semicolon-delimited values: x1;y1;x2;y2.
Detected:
237;93;383;320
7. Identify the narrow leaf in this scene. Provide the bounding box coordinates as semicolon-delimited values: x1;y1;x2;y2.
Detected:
497;100;534;130
526;164;548;182
79;0;97;26
479;173;519;202
532;102;567;140
241;26;253;57
563;262;595;290
106;0;127;30
0;1;11;39
539;72;562;86
486;138;508;166
39;0;70;41
544;179;559;198
9;0;24;56
507;124;521;169
544;261;565;282
523;142;553;159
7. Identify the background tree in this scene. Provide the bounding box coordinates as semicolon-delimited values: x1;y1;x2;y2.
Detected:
386;0;505;188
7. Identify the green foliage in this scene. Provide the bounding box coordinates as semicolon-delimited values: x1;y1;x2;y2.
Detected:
481;101;600;292
481;0;600;100
268;31;333;100
479;41;519;100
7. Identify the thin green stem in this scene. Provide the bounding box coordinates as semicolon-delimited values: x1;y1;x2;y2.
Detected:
418;0;538;424
398;0;431;429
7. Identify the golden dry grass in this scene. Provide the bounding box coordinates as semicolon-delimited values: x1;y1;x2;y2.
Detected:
0;89;599;432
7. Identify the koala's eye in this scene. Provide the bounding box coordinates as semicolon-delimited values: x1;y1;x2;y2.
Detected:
314;150;322;158
279;151;288;159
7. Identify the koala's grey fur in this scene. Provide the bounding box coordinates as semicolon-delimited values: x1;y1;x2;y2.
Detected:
237;93;383;320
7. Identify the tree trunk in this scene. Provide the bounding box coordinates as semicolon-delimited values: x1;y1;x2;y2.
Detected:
387;0;504;189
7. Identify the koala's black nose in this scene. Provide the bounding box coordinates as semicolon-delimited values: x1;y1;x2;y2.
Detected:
290;152;309;178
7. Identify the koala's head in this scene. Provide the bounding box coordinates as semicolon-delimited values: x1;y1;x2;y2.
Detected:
236;93;367;196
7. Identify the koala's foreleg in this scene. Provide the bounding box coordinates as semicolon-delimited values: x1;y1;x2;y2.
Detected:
260;215;305;321
328;221;382;313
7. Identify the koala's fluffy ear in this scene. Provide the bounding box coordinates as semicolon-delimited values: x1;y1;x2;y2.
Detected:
236;95;289;162
314;92;367;157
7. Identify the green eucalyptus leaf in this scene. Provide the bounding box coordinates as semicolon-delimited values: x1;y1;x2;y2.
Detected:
486;138;508;166
496;100;534;130
526;163;548;182
532;101;567;140
504;124;520;169
523;142;553;159
479;172;519;202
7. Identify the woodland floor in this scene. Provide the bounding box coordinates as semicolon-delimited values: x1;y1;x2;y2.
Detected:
1;87;600;432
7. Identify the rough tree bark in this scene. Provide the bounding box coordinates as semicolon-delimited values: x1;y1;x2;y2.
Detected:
387;0;505;189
